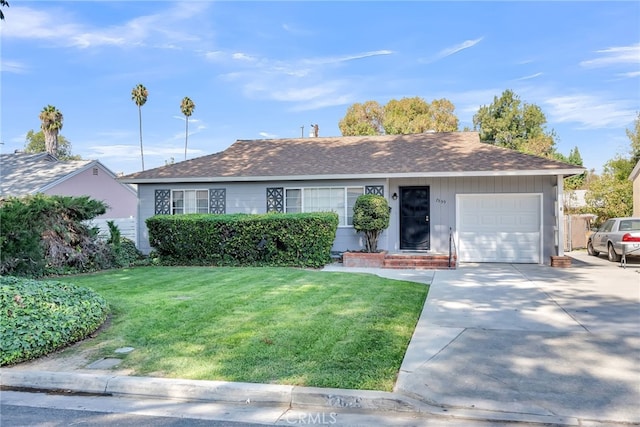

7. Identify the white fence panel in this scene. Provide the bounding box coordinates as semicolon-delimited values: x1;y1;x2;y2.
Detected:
86;217;137;244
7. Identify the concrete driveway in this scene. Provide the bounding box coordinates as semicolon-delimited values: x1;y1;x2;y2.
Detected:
395;251;640;424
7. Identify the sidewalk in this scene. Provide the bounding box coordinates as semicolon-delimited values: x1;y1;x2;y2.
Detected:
2;253;639;425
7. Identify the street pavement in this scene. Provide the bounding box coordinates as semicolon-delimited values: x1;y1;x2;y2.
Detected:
1;251;638;426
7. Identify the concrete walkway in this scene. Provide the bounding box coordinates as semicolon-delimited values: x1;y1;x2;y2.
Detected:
2;252;639;425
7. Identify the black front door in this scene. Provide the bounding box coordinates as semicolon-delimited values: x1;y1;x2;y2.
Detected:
400;187;430;250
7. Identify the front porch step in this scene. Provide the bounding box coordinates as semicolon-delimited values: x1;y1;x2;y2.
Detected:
383;253;456;270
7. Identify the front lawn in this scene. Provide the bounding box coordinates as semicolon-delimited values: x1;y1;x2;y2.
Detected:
54;267;428;391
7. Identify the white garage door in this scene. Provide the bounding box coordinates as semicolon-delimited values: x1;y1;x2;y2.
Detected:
457;194;542;263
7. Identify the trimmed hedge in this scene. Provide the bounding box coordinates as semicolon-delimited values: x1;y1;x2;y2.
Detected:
0;276;109;366
146;212;339;268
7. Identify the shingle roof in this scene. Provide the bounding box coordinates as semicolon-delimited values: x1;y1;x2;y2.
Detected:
120;132;585;182
1;152;98;196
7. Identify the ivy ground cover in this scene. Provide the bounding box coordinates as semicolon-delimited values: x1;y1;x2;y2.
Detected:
54;266;428;391
0;276;109;365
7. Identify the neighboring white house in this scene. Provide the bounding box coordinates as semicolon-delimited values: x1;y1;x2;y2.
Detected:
120;132;585;264
0;152;138;241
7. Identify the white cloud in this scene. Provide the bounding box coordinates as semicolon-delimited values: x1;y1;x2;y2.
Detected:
544;94;637;129
259;132;278;138
580;43;640;68
269;84;339;103
302;50;394;66
515;72;543;81
0;60;29;74
289;94;355;112
618;71;640;79
203;50;225;61
86;144;142;160
207;49;392;111
282;23;313;36
232;52;257;62
432;37;484;61
1;3;208;49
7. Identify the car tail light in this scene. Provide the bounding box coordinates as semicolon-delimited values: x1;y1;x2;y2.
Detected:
622;233;640;242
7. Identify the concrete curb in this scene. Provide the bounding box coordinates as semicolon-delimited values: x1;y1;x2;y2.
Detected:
1;369;583;426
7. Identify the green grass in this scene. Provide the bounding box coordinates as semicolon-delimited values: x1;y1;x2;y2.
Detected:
55;266;428;391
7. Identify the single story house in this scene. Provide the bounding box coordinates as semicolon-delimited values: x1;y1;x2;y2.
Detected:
631;160;640;217
1;152;138;241
120;132;585;264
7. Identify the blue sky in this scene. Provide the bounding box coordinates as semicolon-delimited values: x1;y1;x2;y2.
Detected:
1;1;639;175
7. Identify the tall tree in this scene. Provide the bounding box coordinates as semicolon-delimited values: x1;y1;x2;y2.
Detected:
383;97;431;134
626;112;640;164
0;0;9;21
24;130;80;160
584;116;640;222
559;146;586;190
39;105;64;156
339;101;384;136
339;97;458;136
180;96;195;161
384;97;458;134
585;157;634;222
430;98;460;132
131;84;148;170
473;89;557;155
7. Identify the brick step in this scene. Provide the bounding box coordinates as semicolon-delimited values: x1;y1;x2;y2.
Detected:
383;254;456;270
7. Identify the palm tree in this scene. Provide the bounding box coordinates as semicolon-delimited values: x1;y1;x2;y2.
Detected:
131;84;148;170
39;105;64;156
0;0;9;21
180;96;195;160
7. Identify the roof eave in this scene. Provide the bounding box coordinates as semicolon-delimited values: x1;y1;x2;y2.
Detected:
120;168;586;184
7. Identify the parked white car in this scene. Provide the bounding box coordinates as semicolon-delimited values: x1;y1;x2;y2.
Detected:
587;217;640;262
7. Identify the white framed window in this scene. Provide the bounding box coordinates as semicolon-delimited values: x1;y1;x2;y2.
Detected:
172;190;209;214
285;186;364;226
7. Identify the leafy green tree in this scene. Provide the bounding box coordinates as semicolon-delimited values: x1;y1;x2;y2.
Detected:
180;96;195;161
39;105;64;156
131;83;148;170
23;130;80;160
384;97;458;134
557;146;586;190
473;89;557;156
585;158;633;222
0;195;109;277
626;112;640;164
339;101;385;136
430;98;460;132
583;115;640;222
339;97;458;136
352;194;390;253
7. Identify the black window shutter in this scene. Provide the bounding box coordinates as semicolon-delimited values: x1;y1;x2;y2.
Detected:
365;185;384;196
210;189;226;214
266;187;284;213
155;189;171;214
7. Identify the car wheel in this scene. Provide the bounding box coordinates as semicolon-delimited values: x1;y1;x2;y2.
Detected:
587;240;599;256
607;243;621;263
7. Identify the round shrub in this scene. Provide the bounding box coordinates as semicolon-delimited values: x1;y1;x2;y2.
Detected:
352;194;390;252
0;276;109;366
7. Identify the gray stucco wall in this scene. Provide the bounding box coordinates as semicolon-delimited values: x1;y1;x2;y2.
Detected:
387;175;558;262
135;179;387;255
135;174;560;263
